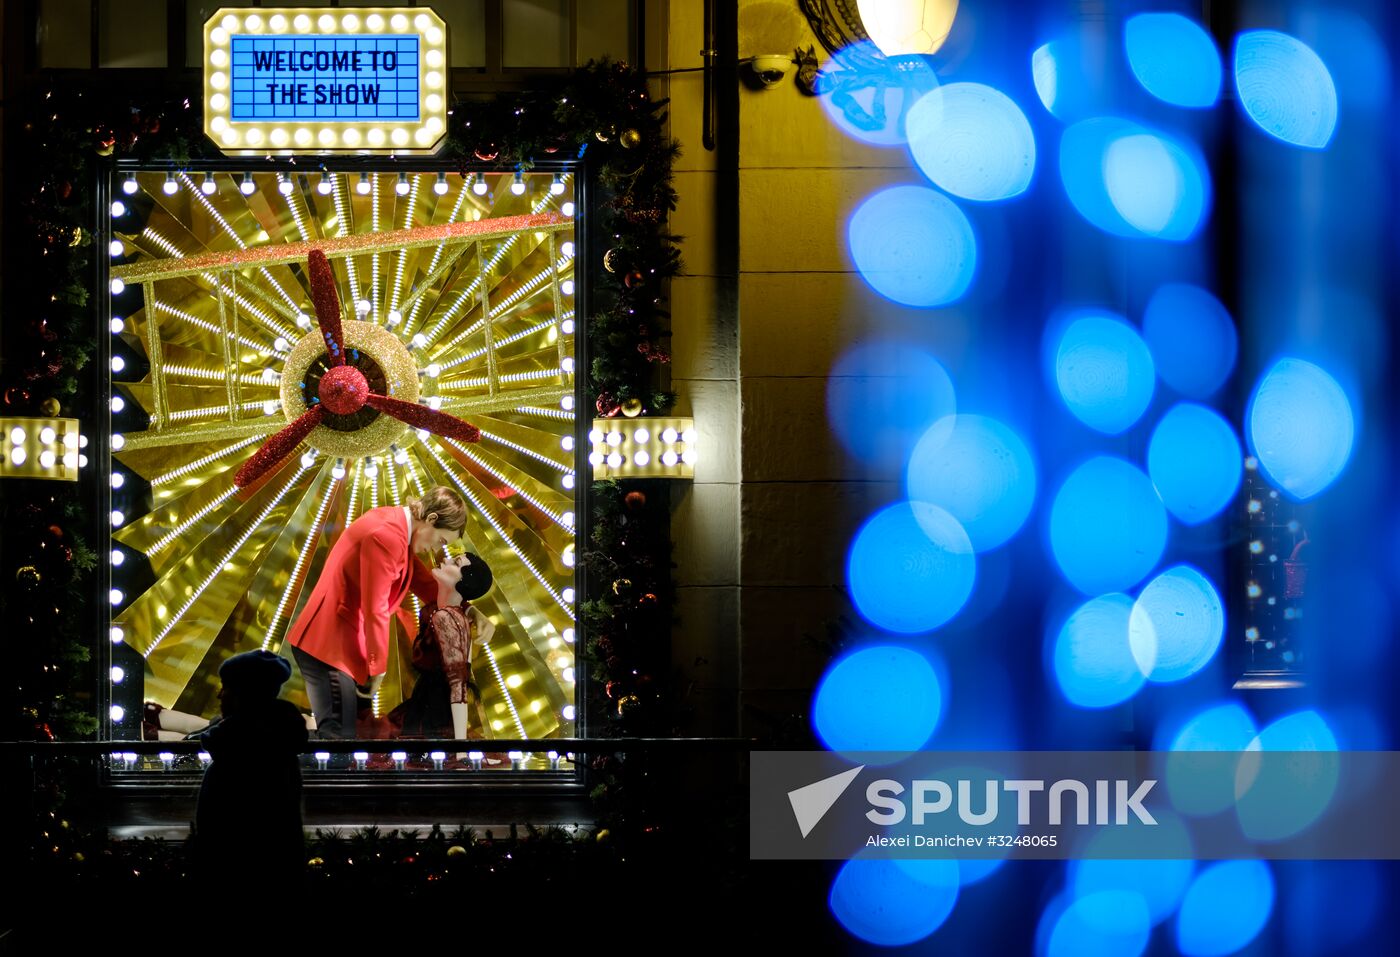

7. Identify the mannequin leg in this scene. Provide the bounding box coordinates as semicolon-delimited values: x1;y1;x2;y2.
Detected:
450;702;470;762
156;708;211;734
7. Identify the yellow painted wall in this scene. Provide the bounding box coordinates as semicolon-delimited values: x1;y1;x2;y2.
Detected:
658;1;982;734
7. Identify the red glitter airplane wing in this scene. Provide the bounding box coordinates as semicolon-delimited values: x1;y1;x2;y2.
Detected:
307;248;345;368
233;406;324;488
364;393;482;443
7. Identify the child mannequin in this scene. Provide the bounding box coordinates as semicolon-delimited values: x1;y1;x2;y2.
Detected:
393;552;495;762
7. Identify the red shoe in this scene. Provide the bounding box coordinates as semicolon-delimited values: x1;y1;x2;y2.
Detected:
142;702;164;742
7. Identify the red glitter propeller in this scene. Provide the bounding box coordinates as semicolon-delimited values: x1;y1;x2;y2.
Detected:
233;248;480;488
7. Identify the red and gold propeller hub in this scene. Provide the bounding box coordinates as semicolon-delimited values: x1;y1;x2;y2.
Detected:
233;248;481;487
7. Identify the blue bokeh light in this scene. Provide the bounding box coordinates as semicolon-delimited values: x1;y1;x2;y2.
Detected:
827;342;957;471
1046;890;1151;957
1129;565;1225;682
1103;133;1210;239
1071;812;1195;924
1147;404;1243;524
1234;30;1338;149
1166;703;1259;817
1249;709;1338;752
1237;710;1339;841
1052;312;1156;435
1142;283;1237;398
1031;43;1060;114
1170;703;1259;752
817;40;940;146
1031;32;1112;121
1053;593;1146;709
813;645;943;752
1124;13;1222;108
906;414;1037;551
1175;860;1275;957
829;857;960;946
1050;457;1168;594
1246;357;1355;500
847;185;978;307
907;82;1036;201
1061;117;1211;241
848;502;976;633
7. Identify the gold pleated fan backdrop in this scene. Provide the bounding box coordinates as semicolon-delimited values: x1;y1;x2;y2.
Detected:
107;170;579;746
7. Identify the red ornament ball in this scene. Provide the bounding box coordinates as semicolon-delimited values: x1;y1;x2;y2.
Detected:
473;146;500;162
624;269;645;289
595;392;621;417
624;490;647;511
318;364;370;416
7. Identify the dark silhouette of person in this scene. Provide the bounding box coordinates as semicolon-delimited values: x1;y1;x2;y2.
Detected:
193;649;308;888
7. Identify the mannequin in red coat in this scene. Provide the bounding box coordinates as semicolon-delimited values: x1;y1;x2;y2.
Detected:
287;486;468;738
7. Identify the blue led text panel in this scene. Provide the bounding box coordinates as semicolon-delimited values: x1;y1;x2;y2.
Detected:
230;35;420;121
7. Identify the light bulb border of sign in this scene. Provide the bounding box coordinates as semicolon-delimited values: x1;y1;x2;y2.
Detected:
203;7;450;156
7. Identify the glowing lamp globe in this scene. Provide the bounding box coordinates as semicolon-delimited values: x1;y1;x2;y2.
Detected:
857;0;959;57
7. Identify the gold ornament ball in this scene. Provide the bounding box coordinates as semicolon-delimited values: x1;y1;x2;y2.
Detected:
595;828;611;842
16;565;41;588
603;248;619;273
621;397;644;418
68;227;87;247
594;129;611;143
619;128;643;149
73;852;85;863
612;578;632;595
307;856;325;867
617;693;640;716
446;844;468;858
39;397;61;416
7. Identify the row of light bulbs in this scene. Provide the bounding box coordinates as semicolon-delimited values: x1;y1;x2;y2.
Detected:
6;424;87;470
588;426;699;469
105;750;581;770
120;170;568;200
109;174;573;298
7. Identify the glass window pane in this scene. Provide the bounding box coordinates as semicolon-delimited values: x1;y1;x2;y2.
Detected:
39;0;92;69
503;0;569;68
99;0;166;67
436;0;487;69
576;0;632;66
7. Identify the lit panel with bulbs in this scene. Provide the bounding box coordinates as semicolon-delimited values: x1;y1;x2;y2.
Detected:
203;7;451;155
588;418;697;479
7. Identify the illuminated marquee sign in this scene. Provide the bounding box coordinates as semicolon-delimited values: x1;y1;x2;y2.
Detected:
203;7;449;154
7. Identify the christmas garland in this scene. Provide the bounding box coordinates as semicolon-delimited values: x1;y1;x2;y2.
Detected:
5;62;683;857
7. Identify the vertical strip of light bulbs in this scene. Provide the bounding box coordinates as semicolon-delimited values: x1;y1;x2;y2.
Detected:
330;174;362;304
143;461;313;656
404;180;470;335
388;174;421;323
262;469;337;650
365;175;379;322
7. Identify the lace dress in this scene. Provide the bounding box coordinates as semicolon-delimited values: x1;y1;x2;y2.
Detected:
392;603;479;738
